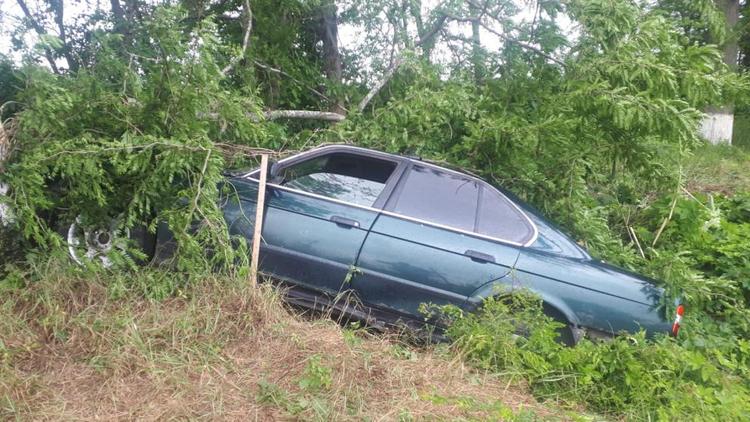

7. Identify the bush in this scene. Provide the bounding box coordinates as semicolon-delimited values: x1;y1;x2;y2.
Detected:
445;292;750;420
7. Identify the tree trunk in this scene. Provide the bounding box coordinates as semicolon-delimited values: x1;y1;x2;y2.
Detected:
718;0;740;69
319;1;345;115
15;0;60;73
701;0;739;144
470;2;483;83
49;0;79;72
110;0;127;36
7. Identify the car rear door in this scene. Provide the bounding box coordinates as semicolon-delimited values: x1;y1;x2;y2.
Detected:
223;149;405;294
351;163;537;318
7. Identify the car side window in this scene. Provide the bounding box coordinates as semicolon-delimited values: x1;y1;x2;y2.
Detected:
388;165;480;231
279;152;397;207
477;185;535;244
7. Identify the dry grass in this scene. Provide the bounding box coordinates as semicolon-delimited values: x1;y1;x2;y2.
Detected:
0;265;561;421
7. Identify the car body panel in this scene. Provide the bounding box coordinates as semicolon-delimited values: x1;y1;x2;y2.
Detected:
468;250;671;336
224;177;376;294
352;213;520;316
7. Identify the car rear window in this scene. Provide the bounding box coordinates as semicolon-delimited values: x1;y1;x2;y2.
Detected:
476;187;535;244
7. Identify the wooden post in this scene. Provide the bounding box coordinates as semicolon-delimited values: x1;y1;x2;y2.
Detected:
250;154;269;285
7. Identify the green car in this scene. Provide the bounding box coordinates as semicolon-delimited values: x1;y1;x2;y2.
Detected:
214;144;681;345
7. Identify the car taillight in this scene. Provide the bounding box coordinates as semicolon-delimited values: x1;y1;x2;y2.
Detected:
671;304;684;337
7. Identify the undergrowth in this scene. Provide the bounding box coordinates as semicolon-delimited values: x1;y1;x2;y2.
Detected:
0;259;559;421
444;294;750;420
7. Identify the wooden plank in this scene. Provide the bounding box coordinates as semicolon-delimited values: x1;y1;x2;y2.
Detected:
250;154;269;286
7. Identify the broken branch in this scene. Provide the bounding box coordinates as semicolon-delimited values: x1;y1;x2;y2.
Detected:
221;0;253;77
358;56;404;112
263;110;346;122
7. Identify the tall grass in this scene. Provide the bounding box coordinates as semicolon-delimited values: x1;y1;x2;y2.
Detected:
0;260;557;421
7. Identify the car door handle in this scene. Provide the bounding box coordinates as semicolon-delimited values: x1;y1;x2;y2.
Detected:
330;215;360;229
464;249;495;263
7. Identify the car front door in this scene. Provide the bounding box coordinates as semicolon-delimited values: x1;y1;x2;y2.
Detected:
224;149;404;295
351;163;537;319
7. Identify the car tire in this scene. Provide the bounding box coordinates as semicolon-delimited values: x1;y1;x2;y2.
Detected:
129;224;157;265
541;303;578;347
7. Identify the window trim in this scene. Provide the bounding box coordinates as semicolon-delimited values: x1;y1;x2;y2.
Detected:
241;144;539;248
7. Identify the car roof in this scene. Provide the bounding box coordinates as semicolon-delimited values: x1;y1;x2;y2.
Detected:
298;144;483;180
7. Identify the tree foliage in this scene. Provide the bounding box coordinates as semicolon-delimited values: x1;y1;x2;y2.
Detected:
4;7;269;272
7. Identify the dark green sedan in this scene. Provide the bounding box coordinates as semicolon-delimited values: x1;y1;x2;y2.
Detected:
209;144;682;345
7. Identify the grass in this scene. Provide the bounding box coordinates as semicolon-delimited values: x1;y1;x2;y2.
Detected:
0;262;570;421
732;112;750;150
684;142;750;195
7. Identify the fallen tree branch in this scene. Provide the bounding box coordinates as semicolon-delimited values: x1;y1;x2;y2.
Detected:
358;56;404;112
263;110;346;122
199;109;346;122
357;10;455;113
183;149;212;233
628;226;646;259
214;143;279;157
652;195;678;247
221;0;252;77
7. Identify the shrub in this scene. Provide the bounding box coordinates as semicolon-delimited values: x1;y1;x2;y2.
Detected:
445;292;750;420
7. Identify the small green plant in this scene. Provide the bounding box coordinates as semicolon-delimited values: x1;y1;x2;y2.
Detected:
257;360;334;420
257;380;293;408
342;321;364;348
298;355;332;392
390;344;418;361
343;265;362;284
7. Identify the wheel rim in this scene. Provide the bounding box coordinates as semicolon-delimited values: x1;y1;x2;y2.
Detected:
67;215;129;268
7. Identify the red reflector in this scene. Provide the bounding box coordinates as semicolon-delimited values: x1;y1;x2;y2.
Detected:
672;304;684;337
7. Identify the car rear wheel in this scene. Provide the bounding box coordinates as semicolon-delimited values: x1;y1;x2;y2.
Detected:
541;303;579;346
487;295;579;346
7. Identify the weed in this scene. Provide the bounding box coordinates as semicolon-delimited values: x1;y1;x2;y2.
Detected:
298;355;332;392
